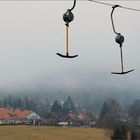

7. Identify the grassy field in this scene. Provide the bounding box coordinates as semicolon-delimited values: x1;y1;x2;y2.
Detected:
0;125;111;140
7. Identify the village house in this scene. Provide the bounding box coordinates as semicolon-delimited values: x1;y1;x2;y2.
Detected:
68;112;92;126
23;110;41;125
0;108;16;124
0;108;41;125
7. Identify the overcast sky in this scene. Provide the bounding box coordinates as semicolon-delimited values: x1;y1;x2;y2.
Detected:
0;1;139;98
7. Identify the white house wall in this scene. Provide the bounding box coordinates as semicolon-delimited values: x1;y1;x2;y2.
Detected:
26;112;40;120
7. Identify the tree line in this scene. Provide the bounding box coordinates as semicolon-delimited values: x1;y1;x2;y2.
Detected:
0;95;51;117
0;95;78;118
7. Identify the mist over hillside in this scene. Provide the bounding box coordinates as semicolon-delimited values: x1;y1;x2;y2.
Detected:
0;84;139;111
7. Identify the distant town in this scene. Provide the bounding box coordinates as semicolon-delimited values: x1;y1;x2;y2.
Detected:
0;95;139;128
0;94;140;139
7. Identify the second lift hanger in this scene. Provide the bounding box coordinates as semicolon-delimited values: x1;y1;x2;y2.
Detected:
111;5;134;75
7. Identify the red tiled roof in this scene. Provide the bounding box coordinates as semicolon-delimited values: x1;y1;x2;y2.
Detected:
0;108;33;120
68;112;79;121
68;112;91;121
0;108;16;120
15;109;26;119
78;114;91;121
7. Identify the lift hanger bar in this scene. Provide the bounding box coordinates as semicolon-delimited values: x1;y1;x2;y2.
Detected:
57;0;78;58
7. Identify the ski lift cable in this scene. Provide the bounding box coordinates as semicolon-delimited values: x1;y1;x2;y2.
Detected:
89;0;140;12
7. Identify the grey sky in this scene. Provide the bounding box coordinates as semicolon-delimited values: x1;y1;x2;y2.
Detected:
0;1;139;97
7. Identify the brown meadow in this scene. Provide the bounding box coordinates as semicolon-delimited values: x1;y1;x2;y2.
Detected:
0;125;111;140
